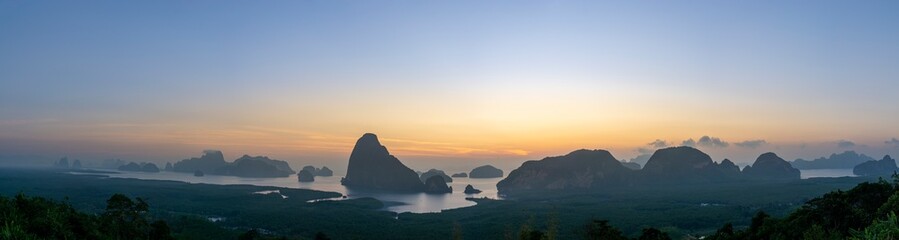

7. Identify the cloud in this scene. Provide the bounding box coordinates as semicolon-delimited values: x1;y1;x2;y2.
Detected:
837;140;856;148
648;139;669;148
697;136;729;148
735;140;767;149
635;139;670;155
886;138;899;147
682;139;696;147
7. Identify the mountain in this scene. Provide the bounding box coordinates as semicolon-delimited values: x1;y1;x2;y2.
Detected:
215;155;295;178
341;133;425;192
118;162;141;172
164;162;173;171
621;161;641;170
118;162;159;173
641;146;741;182
298;169;315;182
423;175;452;194
54;157;69;168
172;151;294;178
469;165;504;178
318;167;334;176
173;150;228;174
792;151;876;169
72;159;82;169
420;169;452;183
464;184;482;194
301;166;334;177
743;153;800;180
497;149;633;195
853;155;898;177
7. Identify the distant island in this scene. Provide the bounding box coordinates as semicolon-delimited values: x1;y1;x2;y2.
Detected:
419;169;452;183
498;146;801;195
341;133;425;192
172;150;295;178
853;155;897;177
451;172;468;178
792;151;875;169
302;165;334;177
118;162;161;173
469;165;503;178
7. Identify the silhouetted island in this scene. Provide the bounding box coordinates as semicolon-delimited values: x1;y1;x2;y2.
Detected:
164;162;173;171
172;150;295;178
341;133;425;192
298;169;315;182
72;159;82;169
853;155;897;177
641;146;742;182
118;162;160;173
621;161;641;170
420;169;452;183
742;153;800;180
792;151;875;169
497;149;632;194
451;172;468;178
463;184;482;194
469;165;503;178
318;166;334;176
302;165;334;177
54;157;69;168
173;150;228;174
215;155;295;178
423;175;452;194
497;146;804;195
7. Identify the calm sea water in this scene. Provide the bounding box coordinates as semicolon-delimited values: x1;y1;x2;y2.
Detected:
799;168;856;179
77;168;853;213
85;170;502;213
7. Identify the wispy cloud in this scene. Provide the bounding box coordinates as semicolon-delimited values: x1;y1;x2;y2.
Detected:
648;139;669;148
735;140;767;149
697;136;729;148
886;138;899;147
837;140;856;148
682;139;696;147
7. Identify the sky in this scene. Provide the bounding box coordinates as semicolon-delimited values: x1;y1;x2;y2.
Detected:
2;1;899;173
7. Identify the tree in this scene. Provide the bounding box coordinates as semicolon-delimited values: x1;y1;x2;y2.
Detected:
851;212;899;240
149;220;175;240
583;220;627;240
101;194;150;239
705;223;735;240
238;229;260;240
637;228;671;240
314;231;332;240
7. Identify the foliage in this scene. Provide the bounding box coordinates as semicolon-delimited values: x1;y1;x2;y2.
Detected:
0;192;173;240
583;220;627;240
706;174;899;239
637;228;671;240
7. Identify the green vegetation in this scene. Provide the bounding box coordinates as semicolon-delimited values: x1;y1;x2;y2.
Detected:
0;167;886;239
701;175;899;240
0;192;174;239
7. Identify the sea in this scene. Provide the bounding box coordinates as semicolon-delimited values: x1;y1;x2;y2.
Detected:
83;170;502;213
75;168;854;213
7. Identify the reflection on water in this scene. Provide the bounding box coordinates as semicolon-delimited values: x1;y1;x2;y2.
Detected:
78;168;857;212
800;169;856;179
84;170;502;213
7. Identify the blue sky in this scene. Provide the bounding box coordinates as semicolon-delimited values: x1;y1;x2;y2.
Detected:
1;1;899;171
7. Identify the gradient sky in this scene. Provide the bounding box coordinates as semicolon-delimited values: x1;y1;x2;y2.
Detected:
2;1;899;173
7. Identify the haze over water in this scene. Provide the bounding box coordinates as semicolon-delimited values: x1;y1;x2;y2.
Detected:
83;167;852;213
